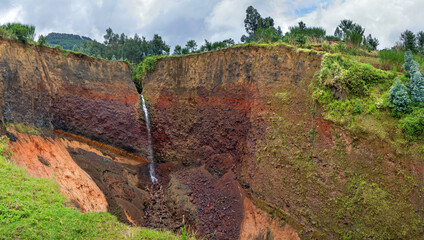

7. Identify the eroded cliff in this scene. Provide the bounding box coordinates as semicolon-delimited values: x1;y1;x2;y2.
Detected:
1;38;422;239
0;39;147;155
143;45;424;239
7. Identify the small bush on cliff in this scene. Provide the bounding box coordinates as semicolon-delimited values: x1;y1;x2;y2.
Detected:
133;55;163;92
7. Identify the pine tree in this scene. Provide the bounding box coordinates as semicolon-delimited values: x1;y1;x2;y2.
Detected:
389;78;411;112
408;69;424;103
403;51;414;73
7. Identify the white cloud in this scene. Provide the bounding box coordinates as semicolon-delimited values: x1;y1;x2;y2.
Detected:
0;5;23;24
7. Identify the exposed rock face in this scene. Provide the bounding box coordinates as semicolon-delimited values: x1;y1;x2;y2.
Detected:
9;130;108;212
0;39;147;155
240;198;299;240
143;45;424;239
143;45;321;238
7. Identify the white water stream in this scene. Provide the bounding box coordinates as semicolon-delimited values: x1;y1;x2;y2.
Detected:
141;94;158;183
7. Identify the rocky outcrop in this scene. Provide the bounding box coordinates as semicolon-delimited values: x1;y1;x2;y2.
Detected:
0;39;147;155
8;130;108;212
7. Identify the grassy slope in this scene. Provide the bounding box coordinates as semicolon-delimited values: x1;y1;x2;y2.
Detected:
0;136;189;240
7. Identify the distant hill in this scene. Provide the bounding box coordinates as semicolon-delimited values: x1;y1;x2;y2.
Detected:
45;32;92;50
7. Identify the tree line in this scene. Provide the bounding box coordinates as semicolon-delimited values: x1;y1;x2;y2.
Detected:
1;5;423;64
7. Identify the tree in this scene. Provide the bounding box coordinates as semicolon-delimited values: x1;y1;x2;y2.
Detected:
173;45;182;55
295;34;306;46
403;51;418;75
408;70;424;104
244;6;262;36
334;19;365;47
150;34;170;55
400;30;416;52
417;31;424;53
389;78;411;112
185;40;197;53
241;6;282;43
104;27;114;45
37;34;46;46
366;34;379;50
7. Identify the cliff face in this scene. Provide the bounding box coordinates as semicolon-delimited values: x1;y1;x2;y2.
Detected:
2;39;422;239
143;45;321;238
0;39;146;154
144;45;424;239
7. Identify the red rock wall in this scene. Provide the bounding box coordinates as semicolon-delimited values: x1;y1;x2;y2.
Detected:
143;45;321;239
0;39;147;155
144;45;424;239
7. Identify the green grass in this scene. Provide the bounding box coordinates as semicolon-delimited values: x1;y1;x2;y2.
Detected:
0;136;192;240
379;49;424;71
12;123;41;135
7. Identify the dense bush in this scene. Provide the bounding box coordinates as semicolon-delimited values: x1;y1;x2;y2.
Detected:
285;21;326;45
318;54;391;98
399;108;424;141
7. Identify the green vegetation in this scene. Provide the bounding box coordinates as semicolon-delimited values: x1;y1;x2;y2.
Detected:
335;176;422;239
12;123;41;135
0;136;193;239
389;78;411;113
312;48;424;149
240;6;283;43
73;29;170;64
132;55;164;91
45;32;92;50
285;21;326;45
0;23;35;43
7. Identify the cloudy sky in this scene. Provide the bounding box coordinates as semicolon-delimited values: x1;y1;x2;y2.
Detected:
0;0;422;49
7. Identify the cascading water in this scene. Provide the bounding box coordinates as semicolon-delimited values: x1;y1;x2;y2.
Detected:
140;94;158;183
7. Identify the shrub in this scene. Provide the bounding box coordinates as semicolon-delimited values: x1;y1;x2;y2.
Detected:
399;108;424;141
133;55;162;91
389;78;411;113
295;34;306;46
37;34;46;46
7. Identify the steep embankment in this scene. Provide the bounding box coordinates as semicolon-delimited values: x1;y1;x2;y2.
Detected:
0;39;147;155
143;45;423;239
0;39;155;226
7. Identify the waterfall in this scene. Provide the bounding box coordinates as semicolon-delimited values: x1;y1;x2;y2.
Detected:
140;94;158;183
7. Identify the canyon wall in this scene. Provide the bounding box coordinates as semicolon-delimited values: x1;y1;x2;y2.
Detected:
1;38;422;239
143;45;322;239
144;45;424;239
0;39;147;154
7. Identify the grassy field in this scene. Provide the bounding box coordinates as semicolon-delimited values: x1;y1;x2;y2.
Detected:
0;136;193;240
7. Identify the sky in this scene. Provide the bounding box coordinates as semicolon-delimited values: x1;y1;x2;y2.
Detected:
0;0;422;49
